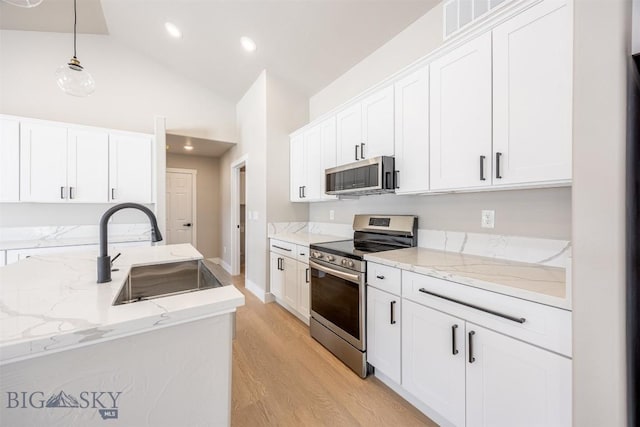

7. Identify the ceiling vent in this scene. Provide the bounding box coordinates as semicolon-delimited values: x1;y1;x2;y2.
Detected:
443;0;511;39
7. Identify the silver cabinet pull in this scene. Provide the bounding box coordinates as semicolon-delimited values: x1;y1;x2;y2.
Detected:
355;145;359;161
495;152;503;179
360;142;365;159
272;245;292;252
69;187;75;199
480;155;486;181
111;188;116;200
60;186;65;199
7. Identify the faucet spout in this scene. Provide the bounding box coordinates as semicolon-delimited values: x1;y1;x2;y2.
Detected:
97;203;163;283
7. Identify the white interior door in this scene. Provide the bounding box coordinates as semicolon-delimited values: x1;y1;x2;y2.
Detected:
166;171;194;246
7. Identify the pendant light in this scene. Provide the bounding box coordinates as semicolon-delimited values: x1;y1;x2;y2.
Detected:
1;0;43;7
54;0;95;97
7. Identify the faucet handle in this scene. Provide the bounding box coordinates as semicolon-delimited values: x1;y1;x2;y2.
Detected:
111;253;122;265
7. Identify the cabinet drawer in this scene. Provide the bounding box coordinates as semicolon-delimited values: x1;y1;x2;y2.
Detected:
367;262;401;295
296;245;309;263
270;239;296;258
402;271;572;357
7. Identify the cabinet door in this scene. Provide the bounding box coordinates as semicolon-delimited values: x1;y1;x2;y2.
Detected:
430;33;492;191
0;118;20;202
304;125;322;201
290;133;305;202
320;117;337;200
367;287;401;383
20;121;68;202
361;85;394;159
336;103;362;165
394;67;430;194
297;262;310;320
270;252;284;298
402;300;466;427
282;256;298;309
109;133;152;203
67;128;109;202
466;324;571;427
492;0;571;185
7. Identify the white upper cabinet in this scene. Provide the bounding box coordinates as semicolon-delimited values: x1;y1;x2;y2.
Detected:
67;128;109;202
0;118;20;202
430;32;493;191
290;116;337;202
290;133;305;202
336;86;395;166
361;85;394;160
336;103;362;165
109;132;153;203
465;323;571;427
492;0;572;185
394;67;430;194
20;121;68;202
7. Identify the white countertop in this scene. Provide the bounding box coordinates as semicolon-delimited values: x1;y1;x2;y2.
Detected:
365;247;569;310
268;231;348;246
0;244;245;364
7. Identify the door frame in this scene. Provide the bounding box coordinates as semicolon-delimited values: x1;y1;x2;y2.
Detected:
166;167;198;247
230;155;248;276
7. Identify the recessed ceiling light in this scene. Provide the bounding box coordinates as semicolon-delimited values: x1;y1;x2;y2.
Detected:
184;144;194;151
165;22;182;39
240;36;257;52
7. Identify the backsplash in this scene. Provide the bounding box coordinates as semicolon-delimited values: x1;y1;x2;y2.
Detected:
0;224;152;250
268;221;571;268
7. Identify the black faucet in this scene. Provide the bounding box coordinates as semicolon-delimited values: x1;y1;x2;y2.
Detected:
97;203;163;283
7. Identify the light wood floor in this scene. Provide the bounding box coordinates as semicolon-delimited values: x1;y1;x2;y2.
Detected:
230;273;438;427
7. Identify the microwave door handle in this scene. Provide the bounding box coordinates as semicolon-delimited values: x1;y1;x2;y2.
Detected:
309;260;361;283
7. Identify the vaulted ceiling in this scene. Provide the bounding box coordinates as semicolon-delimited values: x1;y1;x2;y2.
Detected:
1;0;440;102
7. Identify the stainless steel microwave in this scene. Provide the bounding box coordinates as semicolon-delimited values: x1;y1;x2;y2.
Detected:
325;156;396;196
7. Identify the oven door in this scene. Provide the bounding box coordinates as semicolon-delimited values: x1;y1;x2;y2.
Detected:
309;259;365;351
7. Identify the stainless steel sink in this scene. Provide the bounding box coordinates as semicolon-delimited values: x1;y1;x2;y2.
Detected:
113;260;225;305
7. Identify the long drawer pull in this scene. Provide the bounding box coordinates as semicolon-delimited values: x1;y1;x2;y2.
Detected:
418;288;526;324
468;331;476;363
390;301;396;325
272;245;292;252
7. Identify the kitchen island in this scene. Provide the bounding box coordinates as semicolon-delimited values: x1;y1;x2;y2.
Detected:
0;244;244;426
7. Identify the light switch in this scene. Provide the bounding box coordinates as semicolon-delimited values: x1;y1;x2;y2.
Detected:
329;210;335;221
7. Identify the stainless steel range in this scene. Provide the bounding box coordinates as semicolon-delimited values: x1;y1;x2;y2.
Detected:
309;214;418;378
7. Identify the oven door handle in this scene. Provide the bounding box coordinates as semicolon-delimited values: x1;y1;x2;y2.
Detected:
309;260;361;284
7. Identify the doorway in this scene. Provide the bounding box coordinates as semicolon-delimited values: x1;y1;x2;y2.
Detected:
166;168;197;246
230;155;248;276
239;166;246;274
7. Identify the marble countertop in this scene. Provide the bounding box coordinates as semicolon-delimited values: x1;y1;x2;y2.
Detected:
365;247;569;310
0;244;245;364
268;231;348;246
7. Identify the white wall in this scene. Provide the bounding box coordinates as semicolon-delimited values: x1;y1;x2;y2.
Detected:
309;2;443;120
166;153;221;259
219;71;268;294
266;72;309;222
633;0;640;54
572;0;630;425
311;188;571;240
0;30;236;142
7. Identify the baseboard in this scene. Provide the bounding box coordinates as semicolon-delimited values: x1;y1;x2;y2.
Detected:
374;370;453;427
265;292;276;303
209;257;232;274
245;279;267;302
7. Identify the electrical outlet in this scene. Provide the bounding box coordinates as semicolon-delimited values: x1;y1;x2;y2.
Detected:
329;210;335;221
481;210;495;229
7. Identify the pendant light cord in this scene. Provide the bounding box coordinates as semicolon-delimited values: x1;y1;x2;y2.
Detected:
73;0;77;59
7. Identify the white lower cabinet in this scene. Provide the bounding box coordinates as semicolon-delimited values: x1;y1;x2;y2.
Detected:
465;324;571;427
401;299;571;427
367;286;401;384
269;240;311;323
366;264;571;427
402;299;466;427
